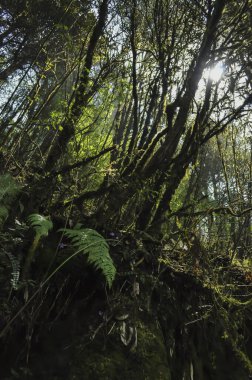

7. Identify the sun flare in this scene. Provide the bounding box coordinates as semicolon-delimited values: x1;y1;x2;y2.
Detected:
209;63;224;81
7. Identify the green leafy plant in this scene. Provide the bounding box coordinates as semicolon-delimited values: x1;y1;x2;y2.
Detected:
23;214;53;278
0;223;116;337
27;214;53;238
60;225;116;288
5;251;20;290
0;174;20;227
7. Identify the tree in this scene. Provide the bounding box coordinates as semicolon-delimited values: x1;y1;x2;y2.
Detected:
1;1;252;379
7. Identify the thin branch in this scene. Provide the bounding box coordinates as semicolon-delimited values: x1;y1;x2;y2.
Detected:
171;206;252;218
49;146;116;177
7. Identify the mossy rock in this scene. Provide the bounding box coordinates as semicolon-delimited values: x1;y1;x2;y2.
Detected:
69;319;170;380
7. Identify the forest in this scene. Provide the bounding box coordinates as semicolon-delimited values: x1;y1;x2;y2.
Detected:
0;0;252;378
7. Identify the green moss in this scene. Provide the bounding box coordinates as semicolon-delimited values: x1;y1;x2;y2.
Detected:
233;347;252;374
69;318;170;380
71;350;125;380
132;321;170;380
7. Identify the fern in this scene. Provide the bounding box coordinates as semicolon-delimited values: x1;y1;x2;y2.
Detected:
60;226;116;288
23;214;53;279
0;174;20;201
5;251;20;290
0;174;20;226
27;214;53;237
0;206;8;221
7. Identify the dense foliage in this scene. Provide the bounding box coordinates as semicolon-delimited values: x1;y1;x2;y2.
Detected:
0;0;252;378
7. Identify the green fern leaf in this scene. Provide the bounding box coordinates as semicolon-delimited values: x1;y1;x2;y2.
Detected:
0;206;8;222
0;174;20;226
0;174;20;202
60;226;116;288
5;251;20;290
28;214;53;237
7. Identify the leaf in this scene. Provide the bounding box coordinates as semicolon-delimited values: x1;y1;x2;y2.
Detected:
0;206;8;222
28;214;53;237
5;251;20;290
60;226;116;288
0;174;20;202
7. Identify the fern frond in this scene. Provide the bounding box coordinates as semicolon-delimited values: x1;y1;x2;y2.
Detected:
5;251;20;290
0;206;8;221
60;226;116;288
0;174;20;202
0;174;20;226
28;214;53;237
